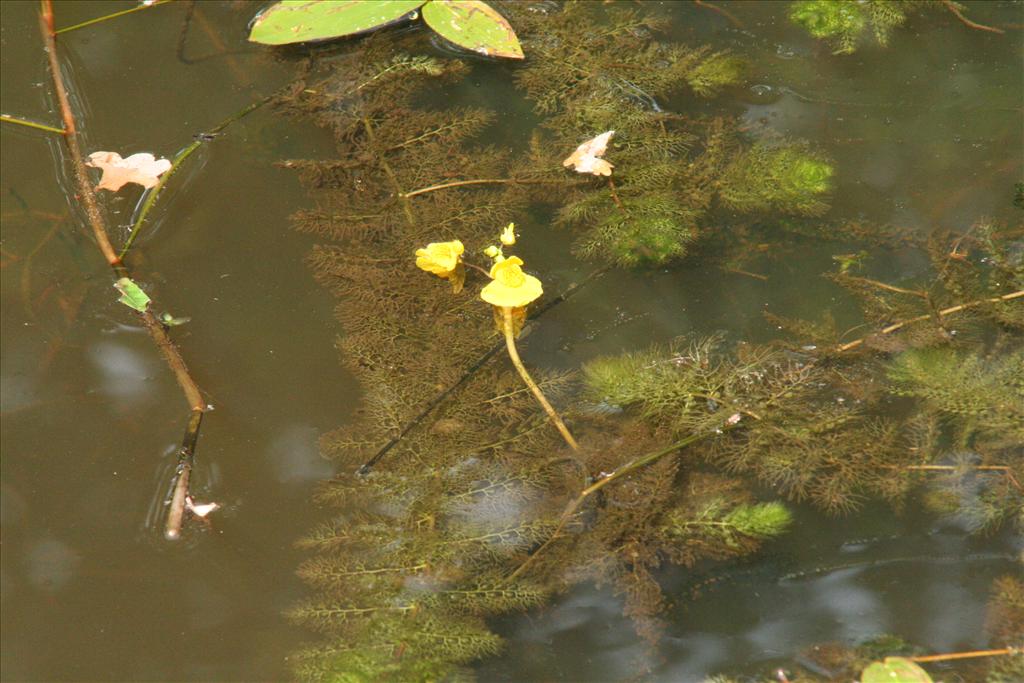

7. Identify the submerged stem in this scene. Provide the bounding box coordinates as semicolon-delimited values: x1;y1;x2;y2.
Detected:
120;95;273;260
55;0;171;34
40;0;207;540
509;423;737;580
1;113;65;135
501;306;579;451
836;289;1023;352
400;177;567;199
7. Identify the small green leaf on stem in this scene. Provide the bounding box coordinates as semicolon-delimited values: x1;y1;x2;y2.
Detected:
114;277;151;313
160;312;191;327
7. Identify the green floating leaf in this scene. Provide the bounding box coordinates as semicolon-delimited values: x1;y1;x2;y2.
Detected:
249;0;426;46
861;657;933;683
422;0;523;60
114;277;151;313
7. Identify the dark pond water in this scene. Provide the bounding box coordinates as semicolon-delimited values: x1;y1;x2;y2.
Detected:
1;1;1021;681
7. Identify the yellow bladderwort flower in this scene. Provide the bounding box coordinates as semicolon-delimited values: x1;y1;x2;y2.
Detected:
480;256;543;308
483;245;500;258
500;223;516;246
415;240;464;278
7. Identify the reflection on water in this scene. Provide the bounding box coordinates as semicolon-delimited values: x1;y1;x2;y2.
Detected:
1;0;1021;681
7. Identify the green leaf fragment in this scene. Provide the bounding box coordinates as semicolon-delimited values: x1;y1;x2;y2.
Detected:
160;312;191;327
422;0;524;60
249;0;426;46
861;657;934;683
114;277;151;313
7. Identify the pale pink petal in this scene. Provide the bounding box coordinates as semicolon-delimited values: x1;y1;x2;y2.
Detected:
86;150;172;192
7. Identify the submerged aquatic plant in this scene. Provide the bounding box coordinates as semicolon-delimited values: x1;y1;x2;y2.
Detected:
718;141;833;216
789;0;920;54
274;2;1020;679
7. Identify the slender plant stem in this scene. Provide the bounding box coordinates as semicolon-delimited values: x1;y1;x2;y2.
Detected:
606;177;624;209
55;0;171;34
692;0;745;29
400;177;565;199
836;289;1023;352
1;114;65;135
357;268;606;475
40;0;206;540
941;0;1005;34
119;95;273;260
910;647;1016;663
361;116;415;224
840;274;928;298
509;425;731;580
886;464;1022;492
502;306;579;451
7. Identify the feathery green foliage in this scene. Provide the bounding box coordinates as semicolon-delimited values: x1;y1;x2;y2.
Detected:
718;141;833;216
789;0;924;54
274;2;1021;679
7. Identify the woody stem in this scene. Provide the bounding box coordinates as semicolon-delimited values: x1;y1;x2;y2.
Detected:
501;306;579;451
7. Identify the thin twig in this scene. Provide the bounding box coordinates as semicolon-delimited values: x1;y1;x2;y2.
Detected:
55;0;172;34
836;290;1023;352
1;113;65;135
120;95;274;259
942;0;1005;34
40;0;206;540
502;306;579;450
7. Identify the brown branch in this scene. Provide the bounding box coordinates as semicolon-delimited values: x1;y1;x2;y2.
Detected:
836;290;1023;352
40;0;207;540
942;0;1005;34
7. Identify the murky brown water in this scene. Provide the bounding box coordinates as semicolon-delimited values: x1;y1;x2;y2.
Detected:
2;1;1021;681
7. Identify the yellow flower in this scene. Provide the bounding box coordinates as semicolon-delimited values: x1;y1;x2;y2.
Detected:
480;256;543;308
415;240;464;278
483;245;500;258
500;223;516;246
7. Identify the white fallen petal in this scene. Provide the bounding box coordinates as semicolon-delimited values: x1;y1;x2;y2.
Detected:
185;497;220;518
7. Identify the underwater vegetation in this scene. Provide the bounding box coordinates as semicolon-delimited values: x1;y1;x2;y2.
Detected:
788;0;1008;55
269;1;1023;679
789;0;922;54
